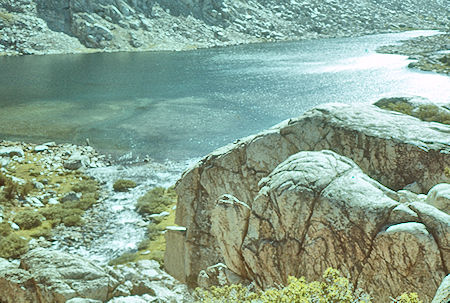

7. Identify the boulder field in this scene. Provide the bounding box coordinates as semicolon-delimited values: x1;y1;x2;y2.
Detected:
165;101;450;302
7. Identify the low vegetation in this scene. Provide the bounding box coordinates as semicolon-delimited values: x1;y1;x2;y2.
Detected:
113;179;137;192
13;209;43;229
194;268;422;303
0;234;29;258
0;145;101;259
136;186;176;215
376;98;450;125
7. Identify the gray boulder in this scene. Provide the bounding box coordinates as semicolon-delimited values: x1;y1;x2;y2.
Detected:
20;248;118;302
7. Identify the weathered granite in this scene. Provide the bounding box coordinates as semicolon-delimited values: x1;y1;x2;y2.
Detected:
169;102;450;287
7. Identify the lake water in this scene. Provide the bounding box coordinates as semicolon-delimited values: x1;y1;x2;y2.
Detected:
0;30;449;162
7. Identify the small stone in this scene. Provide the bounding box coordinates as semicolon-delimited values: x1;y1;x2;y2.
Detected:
25;197;44;207
34;145;49;152
61;192;81;203
48;198;59;205
10;222;20;230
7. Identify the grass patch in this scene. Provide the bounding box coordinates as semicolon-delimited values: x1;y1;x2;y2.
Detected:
0;234;29;258
13;209;43;230
376;98;450;125
136;186;176;215
113;179;137;192
72;179;98;193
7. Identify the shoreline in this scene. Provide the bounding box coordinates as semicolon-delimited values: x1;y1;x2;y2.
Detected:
0;28;443;58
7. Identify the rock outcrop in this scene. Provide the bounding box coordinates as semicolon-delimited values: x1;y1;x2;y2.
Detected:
166;102;450;301
0;0;448;55
0;248;190;303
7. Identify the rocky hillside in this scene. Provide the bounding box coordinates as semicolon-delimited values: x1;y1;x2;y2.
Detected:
0;0;448;55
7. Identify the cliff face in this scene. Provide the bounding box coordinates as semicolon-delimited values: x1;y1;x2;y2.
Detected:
0;0;448;55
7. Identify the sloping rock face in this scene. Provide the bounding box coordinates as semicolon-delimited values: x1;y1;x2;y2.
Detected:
0;0;449;55
241;151;447;301
169;103;450;287
172;150;449;301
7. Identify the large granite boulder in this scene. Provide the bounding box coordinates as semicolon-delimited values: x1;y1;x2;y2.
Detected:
168;103;450;287
240;151;447;301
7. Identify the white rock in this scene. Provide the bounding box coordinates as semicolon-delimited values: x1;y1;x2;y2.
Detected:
426;183;450;214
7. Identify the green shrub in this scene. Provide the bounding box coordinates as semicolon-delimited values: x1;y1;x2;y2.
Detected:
39;205;83;222
63;215;83;226
13;210;43;229
113;179;137;192
62;197;96;211
72;179;98;193
194;268;421;303
0;234;29;258
0;222;11;237
445;167;450;178
136;187;175;214
393;293;422;303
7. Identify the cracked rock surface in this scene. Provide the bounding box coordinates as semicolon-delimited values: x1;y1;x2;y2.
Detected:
0;248;191;303
167;102;450;301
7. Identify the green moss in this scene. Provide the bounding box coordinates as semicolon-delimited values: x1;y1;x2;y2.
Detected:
13;210;43;230
113;179;137;192
0;234;29;258
136;187;176;215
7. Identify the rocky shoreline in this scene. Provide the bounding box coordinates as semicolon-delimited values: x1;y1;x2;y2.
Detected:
0;0;448;56
377;33;450;74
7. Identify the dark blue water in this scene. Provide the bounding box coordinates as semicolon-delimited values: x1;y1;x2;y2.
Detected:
0;30;448;161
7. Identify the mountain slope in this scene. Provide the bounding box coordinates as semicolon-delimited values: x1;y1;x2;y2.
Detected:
0;0;448;55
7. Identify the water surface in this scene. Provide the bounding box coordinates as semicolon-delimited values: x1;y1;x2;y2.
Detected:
0;30;448;161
